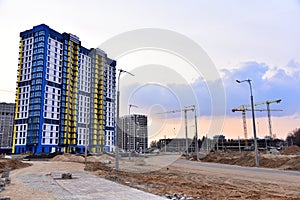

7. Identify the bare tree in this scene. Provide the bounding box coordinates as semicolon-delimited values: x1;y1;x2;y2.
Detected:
150;140;158;148
286;128;300;147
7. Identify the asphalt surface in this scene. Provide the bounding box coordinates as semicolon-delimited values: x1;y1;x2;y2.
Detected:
176;158;300;177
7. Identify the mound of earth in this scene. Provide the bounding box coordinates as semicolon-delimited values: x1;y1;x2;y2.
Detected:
281;145;300;155
51;153;113;163
0;158;32;173
51;154;85;162
201;151;300;171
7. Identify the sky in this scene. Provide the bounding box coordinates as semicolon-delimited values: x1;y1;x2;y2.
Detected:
0;0;299;141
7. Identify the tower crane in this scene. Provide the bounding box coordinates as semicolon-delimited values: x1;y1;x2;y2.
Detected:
232;105;248;146
128;104;138;115
254;99;282;138
157;107;194;153
232;105;282;146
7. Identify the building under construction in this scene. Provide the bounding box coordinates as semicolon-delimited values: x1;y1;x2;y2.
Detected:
0;103;15;154
157;138;193;152
212;136;284;152
119;114;148;153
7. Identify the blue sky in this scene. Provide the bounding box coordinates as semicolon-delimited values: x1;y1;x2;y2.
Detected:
0;0;299;138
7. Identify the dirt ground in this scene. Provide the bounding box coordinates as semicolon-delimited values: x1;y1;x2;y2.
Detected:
84;156;300;199
201;145;300;171
1;146;300;199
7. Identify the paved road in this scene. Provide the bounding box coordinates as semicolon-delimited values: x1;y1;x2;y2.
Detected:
176;159;300;177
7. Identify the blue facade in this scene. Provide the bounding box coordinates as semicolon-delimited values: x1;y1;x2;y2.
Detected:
13;24;116;154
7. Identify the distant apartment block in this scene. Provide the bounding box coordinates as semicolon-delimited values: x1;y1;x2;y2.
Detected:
119;114;148;152
0;103;15;152
13;24;116;154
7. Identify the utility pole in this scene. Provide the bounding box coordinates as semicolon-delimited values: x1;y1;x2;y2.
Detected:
164;135;167;153
238;136;241;153
191;105;199;160
184;109;188;153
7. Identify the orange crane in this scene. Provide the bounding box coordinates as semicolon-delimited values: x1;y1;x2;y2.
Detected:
232;105;282;146
254;99;282;138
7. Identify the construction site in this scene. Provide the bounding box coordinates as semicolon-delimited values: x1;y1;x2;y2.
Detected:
1;97;299;199
0;144;300;199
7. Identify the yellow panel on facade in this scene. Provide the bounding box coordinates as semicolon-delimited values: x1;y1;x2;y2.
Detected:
11;125;17;153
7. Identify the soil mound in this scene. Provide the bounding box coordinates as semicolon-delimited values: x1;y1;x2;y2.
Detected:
51;153;114;163
51;154;85;162
281;145;300;155
0;158;32;173
279;156;300;171
85;162;113;172
201;151;300;171
99;154;114;162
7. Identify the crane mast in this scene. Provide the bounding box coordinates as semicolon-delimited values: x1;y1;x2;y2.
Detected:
254;99;282;138
157;107;194;153
232;103;282;145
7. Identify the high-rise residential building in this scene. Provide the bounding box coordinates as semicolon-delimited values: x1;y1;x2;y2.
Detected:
13;24;116;154
0;103;15;153
119;114;148;153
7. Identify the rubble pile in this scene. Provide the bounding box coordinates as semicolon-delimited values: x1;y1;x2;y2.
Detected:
165;193;194;200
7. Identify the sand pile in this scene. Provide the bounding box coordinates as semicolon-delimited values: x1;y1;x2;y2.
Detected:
202;151;300;171
201;151;257;167
279;156;300;171
0;158;32;173
51;153;114;163
87;156;99;162
281;145;300;155
99;154;114;162
51;154;85;162
85;162;113;172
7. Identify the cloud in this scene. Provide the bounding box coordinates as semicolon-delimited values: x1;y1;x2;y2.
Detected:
223;60;300;117
123;60;300;119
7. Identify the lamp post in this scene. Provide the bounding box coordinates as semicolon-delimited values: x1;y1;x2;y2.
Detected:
236;79;259;167
115;69;134;170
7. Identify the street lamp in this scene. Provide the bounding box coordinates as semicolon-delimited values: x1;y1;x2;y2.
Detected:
236;79;259;167
115;69;134;170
